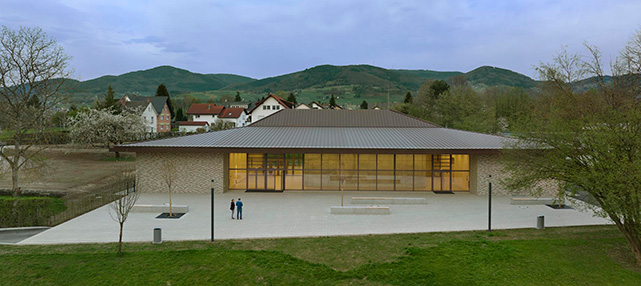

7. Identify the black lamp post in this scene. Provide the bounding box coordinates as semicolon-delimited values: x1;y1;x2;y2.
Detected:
488;175;492;232
211;179;215;242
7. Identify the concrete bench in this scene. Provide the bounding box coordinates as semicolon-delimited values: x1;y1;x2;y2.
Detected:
330;206;390;215
511;197;556;205
131;204;189;213
351;197;427;205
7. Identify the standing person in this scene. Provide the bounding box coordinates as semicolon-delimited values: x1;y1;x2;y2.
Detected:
235;198;243;220
230;199;235;219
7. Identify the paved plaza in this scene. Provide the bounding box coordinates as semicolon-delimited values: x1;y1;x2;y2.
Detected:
18;191;611;245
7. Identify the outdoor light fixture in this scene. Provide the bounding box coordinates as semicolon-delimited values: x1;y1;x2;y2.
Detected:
211;179;215;242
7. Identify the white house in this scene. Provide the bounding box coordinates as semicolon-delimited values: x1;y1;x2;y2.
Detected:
121;95;173;133
295;103;311;109
247;94;294;123
177;121;209;132
186;104;225;125
122;100;158;132
218;107;248;127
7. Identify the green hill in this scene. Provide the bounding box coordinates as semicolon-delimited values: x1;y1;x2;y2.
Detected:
230;64;426;93
464;66;537;89
72;66;255;103
67;64;539;105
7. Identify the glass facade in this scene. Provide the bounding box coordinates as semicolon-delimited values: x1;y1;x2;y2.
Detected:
228;153;470;192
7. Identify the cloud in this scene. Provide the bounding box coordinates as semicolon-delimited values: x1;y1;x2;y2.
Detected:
2;0;641;80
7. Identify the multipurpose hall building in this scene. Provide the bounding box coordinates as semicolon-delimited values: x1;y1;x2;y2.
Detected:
116;110;518;195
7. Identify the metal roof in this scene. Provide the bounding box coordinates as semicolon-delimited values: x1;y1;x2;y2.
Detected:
251;109;440;127
120;126;514;150
117;110;514;151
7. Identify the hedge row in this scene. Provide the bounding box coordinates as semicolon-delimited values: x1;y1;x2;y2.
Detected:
0;196;67;228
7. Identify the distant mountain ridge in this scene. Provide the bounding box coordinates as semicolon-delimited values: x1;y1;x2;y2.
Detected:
68;64;539;104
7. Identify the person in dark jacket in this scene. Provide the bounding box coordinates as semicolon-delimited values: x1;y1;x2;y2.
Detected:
236;198;243;220
230;199;235;219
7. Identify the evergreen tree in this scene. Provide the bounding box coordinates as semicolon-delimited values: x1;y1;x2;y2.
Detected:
155;84;170;97
95;85;120;112
287;93;297;105
175;108;186;121
360;100;368;109
234;91;242;102
329;94;336;108
404;91;413;104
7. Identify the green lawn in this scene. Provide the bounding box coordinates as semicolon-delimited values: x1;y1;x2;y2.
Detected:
0;226;639;285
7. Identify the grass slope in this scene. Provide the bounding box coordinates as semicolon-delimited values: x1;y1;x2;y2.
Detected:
1;226;639;285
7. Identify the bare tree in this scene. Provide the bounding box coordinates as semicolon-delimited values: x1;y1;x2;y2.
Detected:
0;26;73;197
161;159;178;217
108;169;139;255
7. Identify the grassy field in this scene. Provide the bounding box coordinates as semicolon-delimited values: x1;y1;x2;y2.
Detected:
1;226;639;285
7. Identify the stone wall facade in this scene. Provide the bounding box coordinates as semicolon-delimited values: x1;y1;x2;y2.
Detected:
472;153;558;197
136;151;227;194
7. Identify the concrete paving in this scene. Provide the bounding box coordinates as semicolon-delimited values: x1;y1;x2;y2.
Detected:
18;191;611;245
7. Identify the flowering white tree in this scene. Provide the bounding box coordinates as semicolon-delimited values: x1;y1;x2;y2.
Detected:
68;108;147;157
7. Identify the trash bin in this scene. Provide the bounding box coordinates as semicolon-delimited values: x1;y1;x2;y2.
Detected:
537;215;545;230
153;227;162;244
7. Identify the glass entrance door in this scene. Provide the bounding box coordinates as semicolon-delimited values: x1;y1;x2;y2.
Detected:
266;169;283;190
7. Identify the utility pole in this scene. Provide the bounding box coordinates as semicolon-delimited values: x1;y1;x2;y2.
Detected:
488;175;492;232
211;179;215;242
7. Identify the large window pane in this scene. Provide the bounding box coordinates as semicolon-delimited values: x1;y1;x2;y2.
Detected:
285;154;303;170
359;170;376;190
248;154;264;169
229;153;246;169
340;154;358;170
342;170;358;190
452;172;469;191
229;169;246;189
303;170;321;190
396;171;413;191
415;154;432;170
266;154;283;169
414;171;432;191
305;154;321;169
433;154;451;170
322;154;339;170
377;154;394;170
451;154;469;171
359;154;376;170
285;170;303;190
322;170;339;190
396;154;413;170
377;170;394;190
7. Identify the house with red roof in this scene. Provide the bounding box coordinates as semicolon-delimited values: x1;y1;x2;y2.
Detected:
177;121;209;133
247;94;294;123
218;107;248;127
186;103;225;126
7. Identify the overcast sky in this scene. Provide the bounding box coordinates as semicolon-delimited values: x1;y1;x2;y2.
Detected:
3;0;641;80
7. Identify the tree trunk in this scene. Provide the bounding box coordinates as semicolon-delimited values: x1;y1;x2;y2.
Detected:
11;165;20;197
118;222;123;255
621;225;641;266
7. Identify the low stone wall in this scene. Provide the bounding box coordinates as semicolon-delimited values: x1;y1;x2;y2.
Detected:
136;151;226;194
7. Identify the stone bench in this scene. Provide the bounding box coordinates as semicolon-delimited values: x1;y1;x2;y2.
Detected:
351;197;427;205
330;206;390;215
131;204;189;213
511;197;556;205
